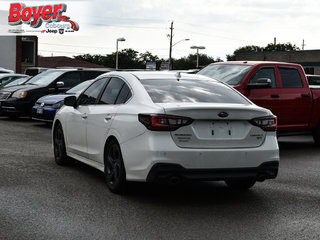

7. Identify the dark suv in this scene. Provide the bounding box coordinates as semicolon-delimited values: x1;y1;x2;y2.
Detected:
0;68;108;117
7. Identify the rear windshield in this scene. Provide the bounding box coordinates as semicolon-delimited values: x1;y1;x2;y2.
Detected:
198;64;252;85
140;79;250;104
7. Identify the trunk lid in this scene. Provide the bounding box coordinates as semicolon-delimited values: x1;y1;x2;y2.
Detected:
158;103;269;149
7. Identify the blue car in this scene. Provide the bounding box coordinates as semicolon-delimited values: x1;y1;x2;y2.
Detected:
32;79;94;122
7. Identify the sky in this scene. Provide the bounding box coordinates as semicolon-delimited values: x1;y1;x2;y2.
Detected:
1;0;320;61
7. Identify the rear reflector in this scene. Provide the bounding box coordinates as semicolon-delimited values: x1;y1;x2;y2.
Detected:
138;114;193;131
250;115;277;131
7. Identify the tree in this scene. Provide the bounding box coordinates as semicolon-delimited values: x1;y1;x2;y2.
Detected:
226;42;300;61
173;54;216;69
264;43;300;51
139;51;159;63
74;49;218;70
227;45;262;61
74;49;161;69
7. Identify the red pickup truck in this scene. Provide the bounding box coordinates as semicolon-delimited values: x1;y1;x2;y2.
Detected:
198;61;320;143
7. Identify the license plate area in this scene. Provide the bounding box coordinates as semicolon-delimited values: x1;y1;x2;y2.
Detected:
37;107;43;114
192;120;248;140
210;121;232;138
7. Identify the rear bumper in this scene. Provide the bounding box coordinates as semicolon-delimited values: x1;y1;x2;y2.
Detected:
121;131;279;181
147;161;279;183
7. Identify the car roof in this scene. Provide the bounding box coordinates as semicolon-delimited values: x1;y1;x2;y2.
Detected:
0;73;28;78
120;71;217;81
45;68;110;73
209;61;302;67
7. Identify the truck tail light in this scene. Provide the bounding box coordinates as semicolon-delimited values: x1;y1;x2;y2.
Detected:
138;114;193;131
251;115;277;132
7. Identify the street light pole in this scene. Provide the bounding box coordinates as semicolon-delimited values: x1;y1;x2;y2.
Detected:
190;45;205;68
116;37;126;70
168;21;190;70
168;21;174;70
169;36;190;70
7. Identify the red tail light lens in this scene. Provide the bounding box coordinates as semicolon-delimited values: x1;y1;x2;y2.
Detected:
138;114;193;131
251;115;277;131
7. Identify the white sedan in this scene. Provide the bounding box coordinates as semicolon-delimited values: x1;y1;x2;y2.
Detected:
53;71;279;193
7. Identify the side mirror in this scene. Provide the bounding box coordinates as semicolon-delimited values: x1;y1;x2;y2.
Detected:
56;81;64;88
64;95;77;108
247;78;272;89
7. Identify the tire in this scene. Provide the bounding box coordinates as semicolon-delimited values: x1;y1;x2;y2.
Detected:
9;115;19;120
53;123;73;165
104;139;127;194
225;178;256;190
312;124;320;145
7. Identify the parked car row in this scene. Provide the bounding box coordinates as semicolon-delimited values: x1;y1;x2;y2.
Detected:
0;68;109;117
32;79;95;122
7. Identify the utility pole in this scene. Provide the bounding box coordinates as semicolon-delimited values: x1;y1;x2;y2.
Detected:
168;21;173;70
274;37;276;50
302;39;306;50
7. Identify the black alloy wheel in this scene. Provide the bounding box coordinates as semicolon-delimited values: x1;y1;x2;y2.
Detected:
53;123;73;165
104;139;127;194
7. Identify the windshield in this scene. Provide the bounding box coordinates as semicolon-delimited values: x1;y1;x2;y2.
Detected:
198;64;252;85
140;79;249;104
26;70;66;86
4;77;30;87
66;80;94;94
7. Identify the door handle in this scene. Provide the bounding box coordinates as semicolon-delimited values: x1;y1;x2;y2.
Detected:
81;113;88;119
301;93;310;98
270;94;279;98
105;114;112;121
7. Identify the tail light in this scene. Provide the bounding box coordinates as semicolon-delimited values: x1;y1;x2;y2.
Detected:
250;115;277;131
138;114;193;131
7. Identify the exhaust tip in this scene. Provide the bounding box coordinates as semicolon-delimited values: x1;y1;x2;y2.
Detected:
168;176;181;185
256;174;266;182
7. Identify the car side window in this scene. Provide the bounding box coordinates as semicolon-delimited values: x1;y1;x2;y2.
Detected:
1;76;12;84
279;67;303;88
78;78;107;105
83;71;106;80
99;77;125;104
115;84;132;104
58;72;81;88
249;67;276;88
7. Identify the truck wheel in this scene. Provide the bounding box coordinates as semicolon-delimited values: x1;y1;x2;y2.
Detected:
312;124;320;145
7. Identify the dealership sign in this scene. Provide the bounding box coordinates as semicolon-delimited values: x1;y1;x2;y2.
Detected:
8;2;79;32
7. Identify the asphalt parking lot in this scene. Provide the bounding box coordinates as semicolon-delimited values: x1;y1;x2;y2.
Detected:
1;117;320;240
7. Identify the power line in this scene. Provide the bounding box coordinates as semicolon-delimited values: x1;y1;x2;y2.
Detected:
90;23;166;30
39;42;114;50
87;15;165;23
176;28;256;43
40;42;170;52
38;49;91;55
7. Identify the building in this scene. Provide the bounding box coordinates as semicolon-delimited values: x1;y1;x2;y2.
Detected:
235;50;320;74
38;56;106;69
0;36;38;73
